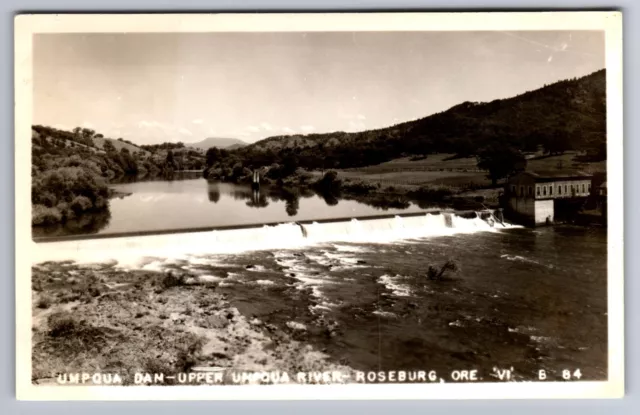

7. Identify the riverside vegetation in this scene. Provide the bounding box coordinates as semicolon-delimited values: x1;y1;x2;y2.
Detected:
32;69;607;228
31;125;206;226
203;70;606;210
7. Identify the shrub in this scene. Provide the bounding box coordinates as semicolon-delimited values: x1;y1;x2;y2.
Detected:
70;195;93;213
32;166;109;208
161;272;187;290
36;295;52;309
312;170;341;191
32;204;63;225
426;260;459;281
342;180;376;195
48;311;79;337
174;333;206;372
408;185;454;202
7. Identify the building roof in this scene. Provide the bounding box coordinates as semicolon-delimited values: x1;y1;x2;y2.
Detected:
517;170;592;181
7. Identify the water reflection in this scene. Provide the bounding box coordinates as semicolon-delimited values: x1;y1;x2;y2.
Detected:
34;179;430;238
208;182;327;216
32;208;112;238
246;188;269;208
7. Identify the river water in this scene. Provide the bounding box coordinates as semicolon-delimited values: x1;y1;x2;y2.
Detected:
33;178;427;237
32;213;608;381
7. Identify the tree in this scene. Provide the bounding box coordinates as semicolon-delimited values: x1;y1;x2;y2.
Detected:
476;144;526;186
166;150;176;169
206;147;226;167
542;129;572;156
103;140;117;153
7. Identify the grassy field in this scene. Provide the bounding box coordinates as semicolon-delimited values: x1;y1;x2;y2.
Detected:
325;152;606;190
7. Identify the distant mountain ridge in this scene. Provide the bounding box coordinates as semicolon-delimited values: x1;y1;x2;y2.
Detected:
189;137;248;150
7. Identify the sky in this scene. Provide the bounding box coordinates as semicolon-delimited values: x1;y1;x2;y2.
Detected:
33;31;605;145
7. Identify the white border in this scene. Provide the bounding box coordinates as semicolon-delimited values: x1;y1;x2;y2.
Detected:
14;12;624;400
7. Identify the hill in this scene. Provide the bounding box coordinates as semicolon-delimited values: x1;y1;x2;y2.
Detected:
93;136;151;156
239;69;606;169
189;137;247;150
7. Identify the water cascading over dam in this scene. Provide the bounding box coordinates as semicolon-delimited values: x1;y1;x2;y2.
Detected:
32;211;516;268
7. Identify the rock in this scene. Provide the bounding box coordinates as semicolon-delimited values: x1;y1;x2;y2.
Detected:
245;265;255;270
357;260;367;264
209;315;229;329
286;321;307;331
266;324;278;332
408;302;418;309
250;318;262;326
289;273;296;277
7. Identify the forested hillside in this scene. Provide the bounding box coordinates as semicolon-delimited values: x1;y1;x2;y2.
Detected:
31;125;205;226
214;69;605;173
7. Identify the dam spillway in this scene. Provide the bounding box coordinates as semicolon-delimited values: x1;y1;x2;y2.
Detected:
31;211;519;268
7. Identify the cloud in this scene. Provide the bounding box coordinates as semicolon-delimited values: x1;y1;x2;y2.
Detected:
82;121;94;129
300;125;315;133
547;55;553;63
260;122;273;131
192;119;204;124
356;114;367;120
282;127;296;134
137;120;166;129
347;120;366;132
246;125;261;133
178;128;193;136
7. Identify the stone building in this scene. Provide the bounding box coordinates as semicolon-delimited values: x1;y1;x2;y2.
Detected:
505;170;593;225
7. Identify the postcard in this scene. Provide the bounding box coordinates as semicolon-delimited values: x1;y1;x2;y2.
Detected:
15;11;623;400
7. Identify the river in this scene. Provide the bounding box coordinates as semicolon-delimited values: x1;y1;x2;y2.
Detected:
31;212;608;381
33;177;429;238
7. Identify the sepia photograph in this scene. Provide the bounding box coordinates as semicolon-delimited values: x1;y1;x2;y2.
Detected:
15;12;623;400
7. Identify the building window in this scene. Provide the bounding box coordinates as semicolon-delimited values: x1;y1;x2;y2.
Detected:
520;186;524;196
565;185;568;194
558;186;562;195
528;186;532;196
543;186;547;196
549;186;553;196
582;184;585;193
588;184;591;193
511;185;516;194
571;185;575;194
536;186;540;196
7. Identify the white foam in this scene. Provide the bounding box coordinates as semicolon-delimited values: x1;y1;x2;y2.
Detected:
32;213;520;268
372;310;397;319
378;274;413;297
245;265;269;272
197;275;223;283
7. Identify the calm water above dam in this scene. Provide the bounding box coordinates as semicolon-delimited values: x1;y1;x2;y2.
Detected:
33;178;426;237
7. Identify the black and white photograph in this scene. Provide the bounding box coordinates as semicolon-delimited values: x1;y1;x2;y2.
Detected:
15;12;624;400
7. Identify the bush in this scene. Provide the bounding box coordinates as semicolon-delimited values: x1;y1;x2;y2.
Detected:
70;195;93;213
408;185;454;202
313;170;341;191
48;311;79;337
32;204;63;225
426;260;459;281
36;295;52;309
31;165;110;225
161;272;187;290
342;180;376;195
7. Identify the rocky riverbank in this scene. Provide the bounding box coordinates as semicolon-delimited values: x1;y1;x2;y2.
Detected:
31;261;352;386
